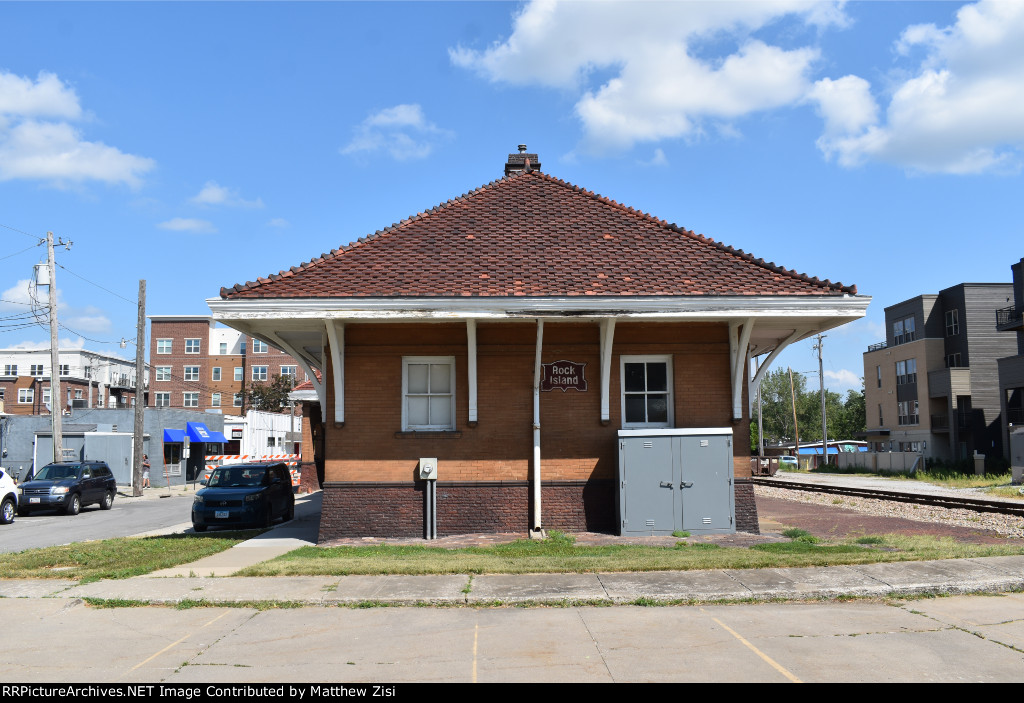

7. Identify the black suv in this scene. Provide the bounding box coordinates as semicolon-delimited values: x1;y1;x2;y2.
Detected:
17;461;117;516
192;462;295;531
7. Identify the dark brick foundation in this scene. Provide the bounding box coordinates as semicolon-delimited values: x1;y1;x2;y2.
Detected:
734;478;759;534
319;478;754;540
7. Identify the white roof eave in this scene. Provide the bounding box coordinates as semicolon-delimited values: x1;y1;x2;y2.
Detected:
206;294;870;322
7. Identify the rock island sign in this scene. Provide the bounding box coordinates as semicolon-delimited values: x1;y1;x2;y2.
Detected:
541;360;588;392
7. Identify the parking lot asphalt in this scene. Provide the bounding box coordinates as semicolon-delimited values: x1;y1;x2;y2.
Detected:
3;483;1024;606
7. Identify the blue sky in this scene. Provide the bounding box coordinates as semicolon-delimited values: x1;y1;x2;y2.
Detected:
1;1;1022;396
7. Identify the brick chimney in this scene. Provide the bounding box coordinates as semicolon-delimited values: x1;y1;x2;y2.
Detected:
505;144;541;177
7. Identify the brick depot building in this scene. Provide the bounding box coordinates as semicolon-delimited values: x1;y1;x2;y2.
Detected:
209;149;868;541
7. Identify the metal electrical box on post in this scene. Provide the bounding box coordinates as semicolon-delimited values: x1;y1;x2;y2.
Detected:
420;457;437;539
617;428;735;536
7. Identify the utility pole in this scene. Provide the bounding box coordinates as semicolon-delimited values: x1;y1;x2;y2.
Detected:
789;366;800;462
814;334;828;467
132;280;146;497
45;231;63;462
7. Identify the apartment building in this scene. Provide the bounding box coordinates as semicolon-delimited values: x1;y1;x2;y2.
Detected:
148;315;305;416
863;283;1015;461
996;258;1024;460
0;348;139;415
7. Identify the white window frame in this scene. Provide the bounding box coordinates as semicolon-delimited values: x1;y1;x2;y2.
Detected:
211;392;221;408
219;342;228;355
3;364;17;376
18;388;33;404
156;339;172;354
620;355;674;428
280;365;297;379
30;364;44;376
212;367;222;381
234;367;243;381
233;393;243;407
252;339;268;353
252;366;268;382
183;392;199;408
401;356;456;431
183;366;200;382
156;366;172;382
185;338;201;354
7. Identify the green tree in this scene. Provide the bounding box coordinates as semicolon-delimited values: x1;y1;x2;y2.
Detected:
244;374;294;413
751;371;866;451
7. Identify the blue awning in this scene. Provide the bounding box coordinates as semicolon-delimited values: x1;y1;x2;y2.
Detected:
164;424;225;443
186;422;213;442
163;428;185;443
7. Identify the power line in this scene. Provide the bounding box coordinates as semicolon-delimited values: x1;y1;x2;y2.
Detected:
0;243;43;262
55;262;137;305
0;222;45;242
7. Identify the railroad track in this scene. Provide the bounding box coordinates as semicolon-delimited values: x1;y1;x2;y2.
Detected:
752;477;1024;518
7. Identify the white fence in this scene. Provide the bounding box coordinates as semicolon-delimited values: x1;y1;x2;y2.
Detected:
835;451;922;474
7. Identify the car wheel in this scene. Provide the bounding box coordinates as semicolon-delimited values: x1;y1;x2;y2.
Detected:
64;493;81;516
193;524;207;533
100;491;114;510
1;497;14;524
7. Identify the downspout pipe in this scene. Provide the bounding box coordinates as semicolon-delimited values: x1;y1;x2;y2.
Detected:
531;319;546;539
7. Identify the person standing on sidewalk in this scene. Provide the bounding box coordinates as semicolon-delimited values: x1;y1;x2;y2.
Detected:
142;454;151;489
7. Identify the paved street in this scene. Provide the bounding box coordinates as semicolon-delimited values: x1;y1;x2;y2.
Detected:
1;489;195;553
2;596;1023;682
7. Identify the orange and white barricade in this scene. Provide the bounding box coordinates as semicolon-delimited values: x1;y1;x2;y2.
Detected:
205;454;301;486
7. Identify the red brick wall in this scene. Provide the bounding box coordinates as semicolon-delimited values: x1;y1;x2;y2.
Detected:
315;320;755;538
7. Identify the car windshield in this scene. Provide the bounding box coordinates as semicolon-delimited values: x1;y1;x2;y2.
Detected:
34;464;81;481
207;467;267;488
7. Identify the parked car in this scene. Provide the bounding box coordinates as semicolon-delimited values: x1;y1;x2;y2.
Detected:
778;455;799;470
192;462;295;532
0;467;17;524
16;461;117;516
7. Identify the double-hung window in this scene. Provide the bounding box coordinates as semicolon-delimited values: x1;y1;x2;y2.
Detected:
252;366;268;382
183;392;199;408
402;357;455;431
156;339;172;354
18;388;33;404
154;392;170;407
185;338;201;354
156;366;171;382
621;355;672;427
212;367;222;382
183;366;200;382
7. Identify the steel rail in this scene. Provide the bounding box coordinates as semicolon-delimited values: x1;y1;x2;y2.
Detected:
752;477;1024;518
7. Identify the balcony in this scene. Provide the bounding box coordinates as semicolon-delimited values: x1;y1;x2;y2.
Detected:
867;341;888;352
931;414;949;431
996;305;1024;332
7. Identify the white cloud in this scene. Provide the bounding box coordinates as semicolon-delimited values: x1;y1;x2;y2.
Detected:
190;181;264;208
341;104;453;160
267;217;290;228
0;70;154;187
451;0;843;152
10;337;86;351
824;368;862;391
1;279;111;339
158;218;217;233
811;0;1024;174
0;71;81;119
638;148;669;167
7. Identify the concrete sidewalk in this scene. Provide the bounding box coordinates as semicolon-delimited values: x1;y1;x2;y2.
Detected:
2;555;1022;606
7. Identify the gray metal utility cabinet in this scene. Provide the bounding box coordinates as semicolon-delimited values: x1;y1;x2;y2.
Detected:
617;428;735;535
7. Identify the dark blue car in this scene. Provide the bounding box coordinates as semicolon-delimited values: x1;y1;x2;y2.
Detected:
17;462;117;516
192;462;295;532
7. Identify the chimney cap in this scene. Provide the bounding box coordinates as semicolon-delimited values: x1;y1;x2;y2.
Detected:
518;144;528;153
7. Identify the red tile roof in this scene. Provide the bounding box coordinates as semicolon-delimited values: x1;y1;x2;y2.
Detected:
221;171;855;299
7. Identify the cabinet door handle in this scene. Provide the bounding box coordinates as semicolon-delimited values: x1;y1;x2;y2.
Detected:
680;481;693;489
